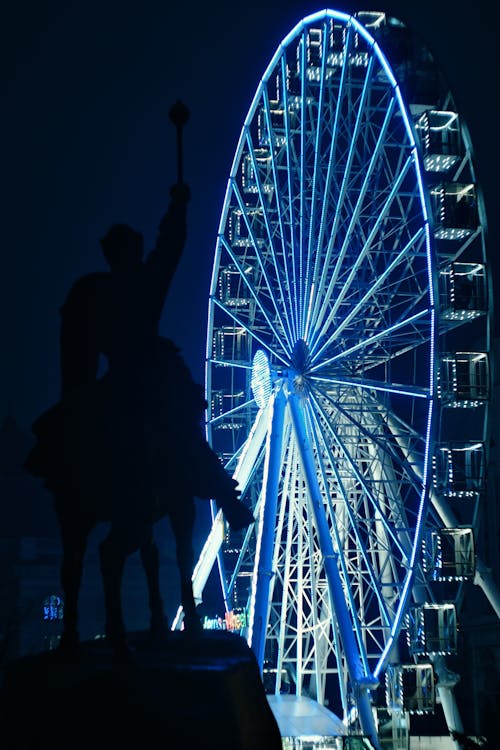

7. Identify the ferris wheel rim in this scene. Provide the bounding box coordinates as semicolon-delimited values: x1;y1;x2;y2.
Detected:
206;7;436;666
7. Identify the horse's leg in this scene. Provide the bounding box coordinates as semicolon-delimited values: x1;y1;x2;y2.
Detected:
139;534;168;638
169;495;202;634
54;494;95;653
98;531;128;649
99;511;155;656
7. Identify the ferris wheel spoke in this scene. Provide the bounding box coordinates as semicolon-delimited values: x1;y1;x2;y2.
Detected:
218;234;292;355
310;153;415;356
303;23;330;343
308;51;376;333
309;391;409;561
298;31;308;337
227;518;259;599
276;55;301;339
227;180;295;353
208;357;252;370
208;396;256;428
316;389;427;513
308;25;354;339
310;374;429;400
305;400;393;629
210;295;290;367
288;392;373;672
231;405;270;495
306;93;397;339
260;85;299;343
242;130;296;349
310;308;431;375
311;227;426;358
305;94;398;341
379;405;424;443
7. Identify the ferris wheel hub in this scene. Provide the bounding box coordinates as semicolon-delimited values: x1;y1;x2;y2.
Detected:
291;339;311;374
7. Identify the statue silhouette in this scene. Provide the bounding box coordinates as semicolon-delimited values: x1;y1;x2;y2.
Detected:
24;103;254;658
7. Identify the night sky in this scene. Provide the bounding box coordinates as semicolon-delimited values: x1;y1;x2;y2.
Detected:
3;0;497;435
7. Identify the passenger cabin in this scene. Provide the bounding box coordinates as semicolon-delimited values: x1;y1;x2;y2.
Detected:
219;265;252;309
430;182;479;242
407;603;457;656
385;663;435;714
439;262;487;323
438;351;489;406
422;527;476;582
210;388;246;430
415;109;462;174
432;441;485;499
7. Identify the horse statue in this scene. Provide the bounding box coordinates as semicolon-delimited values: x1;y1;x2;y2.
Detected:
25;335;254;657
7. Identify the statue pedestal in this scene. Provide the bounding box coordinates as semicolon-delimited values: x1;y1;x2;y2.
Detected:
1;630;283;749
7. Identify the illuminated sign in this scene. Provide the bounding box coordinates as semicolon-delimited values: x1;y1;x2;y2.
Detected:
203;609;248;632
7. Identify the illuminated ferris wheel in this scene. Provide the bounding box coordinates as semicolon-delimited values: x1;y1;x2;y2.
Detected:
189;9;494;746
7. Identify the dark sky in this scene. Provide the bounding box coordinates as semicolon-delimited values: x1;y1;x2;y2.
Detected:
3;0;497;433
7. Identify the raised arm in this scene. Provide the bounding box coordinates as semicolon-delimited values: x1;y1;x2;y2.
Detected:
142;101;191;317
143;181;190;311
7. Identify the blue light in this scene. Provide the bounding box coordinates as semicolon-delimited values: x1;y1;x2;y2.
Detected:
251;350;273;409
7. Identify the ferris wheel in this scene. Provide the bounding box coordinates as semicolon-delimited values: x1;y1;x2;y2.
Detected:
187;9;494;747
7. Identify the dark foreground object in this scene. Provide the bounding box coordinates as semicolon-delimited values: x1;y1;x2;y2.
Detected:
1;630;283;750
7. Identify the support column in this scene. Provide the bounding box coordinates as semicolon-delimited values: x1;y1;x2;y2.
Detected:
249;387;286;669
